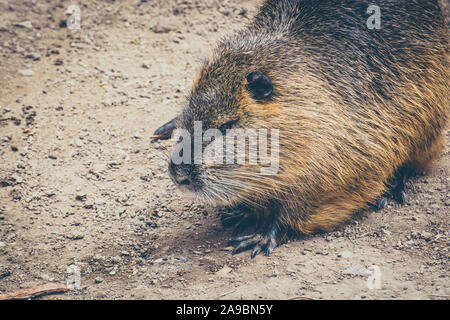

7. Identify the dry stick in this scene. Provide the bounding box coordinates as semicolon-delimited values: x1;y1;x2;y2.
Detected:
0;283;68;300
289;296;314;300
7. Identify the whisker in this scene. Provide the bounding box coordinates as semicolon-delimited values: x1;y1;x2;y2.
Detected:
150;139;171;162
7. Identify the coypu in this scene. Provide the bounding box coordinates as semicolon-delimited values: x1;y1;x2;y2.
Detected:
153;0;449;257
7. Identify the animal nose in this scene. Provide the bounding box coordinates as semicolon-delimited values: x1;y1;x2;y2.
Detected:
168;159;192;187
178;177;192;186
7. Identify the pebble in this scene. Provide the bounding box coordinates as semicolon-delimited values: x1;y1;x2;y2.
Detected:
25;52;41;61
338;251;354;258
216;266;232;276
111;256;122;264
14;21;33;29
342;264;368;276
420;231;433;241
94;277;104;284
109;267;117;276
0;265;10;279
141;61;152;69
286;268;296;275
66;231;84;240
40;273;54;281
134;131;143;139
0;241;6;248
75;194;87;201
18;69;35;76
270;267;279;277
153;22;172;34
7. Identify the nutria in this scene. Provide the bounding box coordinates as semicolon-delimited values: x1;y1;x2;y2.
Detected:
153;0;449;257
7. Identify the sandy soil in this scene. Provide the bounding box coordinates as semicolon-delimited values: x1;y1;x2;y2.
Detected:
0;0;448;300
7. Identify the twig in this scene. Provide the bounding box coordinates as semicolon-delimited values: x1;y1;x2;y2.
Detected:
219;289;237;298
289;296;314;300
0;283;68;300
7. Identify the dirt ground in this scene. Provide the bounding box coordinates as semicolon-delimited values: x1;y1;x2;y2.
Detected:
0;0;448;300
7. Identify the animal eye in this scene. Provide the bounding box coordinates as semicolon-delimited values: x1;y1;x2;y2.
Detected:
245;70;273;100
219;119;238;133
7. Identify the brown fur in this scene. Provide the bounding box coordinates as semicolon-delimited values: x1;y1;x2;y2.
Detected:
167;0;449;250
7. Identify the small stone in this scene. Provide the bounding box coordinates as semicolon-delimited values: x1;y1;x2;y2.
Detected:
25;52;41;61
338;251;354;258
75;194;87;201
94;198;106;205
71;42;88;49
18;69;35;76
153;23;172;34
342;264;368;276
40;273;54;282
216;266;232;276
420;231;433;241
0;22;8;31
141;61;152;69
66;231;84;240
0;265;11;279
0;241;5;248
111;256;122;264
286;268;296;275
15;21;33;29
270;267;279;277
94;277;103;284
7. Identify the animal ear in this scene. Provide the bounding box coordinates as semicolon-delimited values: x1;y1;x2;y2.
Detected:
245;70;273;100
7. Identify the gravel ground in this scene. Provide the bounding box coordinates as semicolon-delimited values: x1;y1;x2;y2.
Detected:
0;0;448;300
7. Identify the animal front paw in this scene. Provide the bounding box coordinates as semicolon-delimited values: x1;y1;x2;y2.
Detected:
229;223;280;258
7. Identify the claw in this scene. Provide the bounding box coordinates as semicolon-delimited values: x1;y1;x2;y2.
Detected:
376;197;388;210
229;234;255;246
392;167;409;204
232;238;259;255
251;244;262;259
264;224;279;256
228;223;281;258
394;190;406;204
264;238;277;256
375;167;410;209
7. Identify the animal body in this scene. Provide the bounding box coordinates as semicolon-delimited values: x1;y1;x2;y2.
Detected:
154;0;449;257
